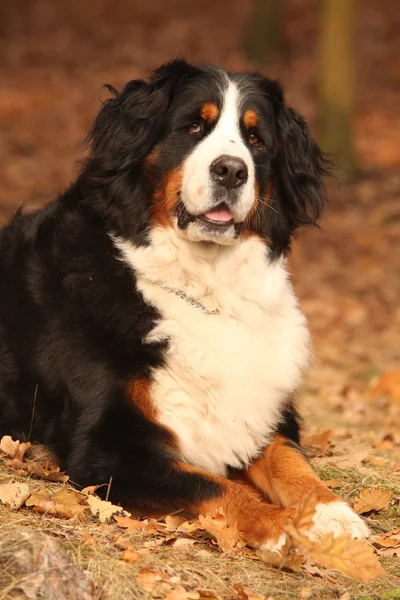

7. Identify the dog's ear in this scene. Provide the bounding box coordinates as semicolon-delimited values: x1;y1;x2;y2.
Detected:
265;83;331;256
86;59;195;173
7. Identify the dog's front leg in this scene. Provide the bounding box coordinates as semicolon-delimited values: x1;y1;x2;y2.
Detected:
246;435;369;540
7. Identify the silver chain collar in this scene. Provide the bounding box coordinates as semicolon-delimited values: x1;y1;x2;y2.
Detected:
157;283;220;315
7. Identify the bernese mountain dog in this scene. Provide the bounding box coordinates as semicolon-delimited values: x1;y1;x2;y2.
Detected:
0;59;368;550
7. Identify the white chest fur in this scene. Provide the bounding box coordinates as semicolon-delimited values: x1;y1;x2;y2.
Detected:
114;228;310;476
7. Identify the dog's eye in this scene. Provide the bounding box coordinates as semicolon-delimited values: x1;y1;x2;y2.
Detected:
249;132;262;146
188;123;201;134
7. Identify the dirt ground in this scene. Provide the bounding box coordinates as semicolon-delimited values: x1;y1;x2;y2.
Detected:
0;1;399;599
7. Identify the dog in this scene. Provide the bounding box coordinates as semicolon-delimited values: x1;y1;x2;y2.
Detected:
0;59;368;550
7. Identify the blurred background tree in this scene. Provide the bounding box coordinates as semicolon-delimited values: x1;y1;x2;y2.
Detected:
318;0;357;181
246;0;283;64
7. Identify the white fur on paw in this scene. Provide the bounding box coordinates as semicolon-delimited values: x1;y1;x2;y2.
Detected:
308;501;370;541
259;533;287;553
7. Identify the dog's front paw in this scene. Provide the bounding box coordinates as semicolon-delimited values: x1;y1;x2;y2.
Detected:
308;500;369;541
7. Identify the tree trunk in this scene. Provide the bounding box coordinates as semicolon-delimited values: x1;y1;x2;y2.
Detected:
246;0;283;64
318;0;357;180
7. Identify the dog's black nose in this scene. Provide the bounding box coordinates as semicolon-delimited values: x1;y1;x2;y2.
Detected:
210;155;248;189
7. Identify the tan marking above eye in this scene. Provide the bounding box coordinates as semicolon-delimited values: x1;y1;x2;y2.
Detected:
200;102;219;123
244;109;258;129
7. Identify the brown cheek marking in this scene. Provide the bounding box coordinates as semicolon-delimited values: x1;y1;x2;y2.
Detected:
244;109;258;129
246;435;340;508
145;147;160;169
196;185;205;197
200;102;219;123
150;166;184;228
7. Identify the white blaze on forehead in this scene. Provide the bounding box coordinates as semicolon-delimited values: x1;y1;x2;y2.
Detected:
181;79;255;223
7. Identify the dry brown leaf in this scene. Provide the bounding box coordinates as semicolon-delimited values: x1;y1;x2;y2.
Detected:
233;583;264;600
0;436;32;462
115;535;135;551
371;529;400;549
311;532;383;582
25;487;87;521
257;549;304;572
115;514;148;533
27;461;69;483
86;494;130;523
0;435;20;457
371;371;400;402
121;549;140;563
303;430;333;457
0;482;30;510
392;460;400;472
198;509;240;552
324;479;341;489
165;515;187;530
136;569;164;591
353;487;392;514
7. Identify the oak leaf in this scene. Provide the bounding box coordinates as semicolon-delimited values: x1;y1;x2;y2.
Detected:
27;461;69;483
311;532;383;582
257;548;304;572
114;514;148;533
0;435;30;459
303;430;333;457
0;482;30;510
198;508;240;552
86;494;130;523
353;487;392;514
25;487;87;521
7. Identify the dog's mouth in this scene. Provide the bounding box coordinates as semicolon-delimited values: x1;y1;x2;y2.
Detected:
176;201;236;231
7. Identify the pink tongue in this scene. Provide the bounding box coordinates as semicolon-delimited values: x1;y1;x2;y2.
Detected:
204;209;233;222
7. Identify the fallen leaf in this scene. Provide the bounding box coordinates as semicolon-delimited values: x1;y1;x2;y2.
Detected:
0;482;30;510
198;509;240;552
371;529;400;549
312;532;383;582
257;549;304;572
26;487;87;521
115;514;148;533
27;461;69;483
122;549;140;563
392;461;400;472
136;569;164;591
303;430;333;457
0;435;20;458
233;584;264;600
353;487;392;514
86;494;130;523
324;480;341;489
370;371;400;402
115;535;135;550
165;515;187;530
338;593;351;600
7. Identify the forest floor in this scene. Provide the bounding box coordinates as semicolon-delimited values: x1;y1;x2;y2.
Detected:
0;0;399;599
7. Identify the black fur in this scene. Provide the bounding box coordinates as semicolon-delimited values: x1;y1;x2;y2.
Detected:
0;59;326;510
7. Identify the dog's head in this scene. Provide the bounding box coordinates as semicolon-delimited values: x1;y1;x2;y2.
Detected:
86;59;330;257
